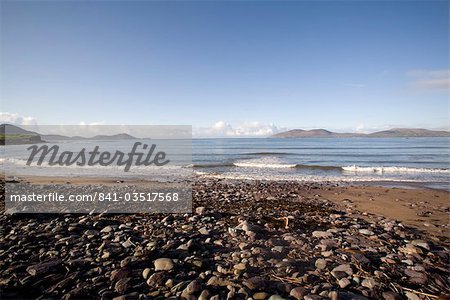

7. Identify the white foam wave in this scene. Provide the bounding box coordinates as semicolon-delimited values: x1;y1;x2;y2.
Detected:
195;171;429;183
342;165;450;174
233;157;297;169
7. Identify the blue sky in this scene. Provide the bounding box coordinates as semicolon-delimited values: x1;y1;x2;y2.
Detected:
1;1;449;136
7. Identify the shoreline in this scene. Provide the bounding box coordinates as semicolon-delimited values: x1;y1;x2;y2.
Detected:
3;174;450;242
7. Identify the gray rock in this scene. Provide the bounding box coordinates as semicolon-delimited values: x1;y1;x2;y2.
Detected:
114;277;130;294
312;231;333;238
243;276;266;290
233;263;247;271
405;291;421;300
26;259;62;276
147;272;166;286
253;292;269;299
404;269;427;284
411;240;430;251
110;268;129;283
184;280;201;294
142;268;151;280
198;227;210;235
339;278;351;288
329;291;339;300
304;295;324;300
154;258;174;271
196;206;206;215
315;258;327;270
198;290;211;300
359;229;374;235
112;292;139;300
290;287;308;300
332;264;353;275
100;226;113;233
361;278;377;289
382;291;403;300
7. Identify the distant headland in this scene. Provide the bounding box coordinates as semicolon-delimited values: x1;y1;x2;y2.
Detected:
0;124;137;145
271;128;450;138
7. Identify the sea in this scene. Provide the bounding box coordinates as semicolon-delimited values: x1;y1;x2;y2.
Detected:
2;137;450;190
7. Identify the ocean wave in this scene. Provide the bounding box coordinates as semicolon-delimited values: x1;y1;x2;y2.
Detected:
342;165;450;174
233;162;298;168
194;171;430;183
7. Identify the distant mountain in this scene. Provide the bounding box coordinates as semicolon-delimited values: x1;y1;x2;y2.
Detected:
90;133;136;140
42;133;137;141
271;129;364;138
367;128;450;137
0;124;138;143
0;124;43;145
271;128;450;138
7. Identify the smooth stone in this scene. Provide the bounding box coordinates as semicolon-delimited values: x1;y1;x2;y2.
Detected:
290;287;308;300
114;278;130;294
243;276;266;290
198;227;210;235
184;280;201;294
112;292;139;300
411;240;430;251
312;231;333;238
154;258;174;271
404;269;427;284
253;292;269;299
405;291;421;300
339;278;351;288
304;295;324;300
315;258;327;270
199;290;211;300
233;263;247;271
382;291;403;300
196;206;206;215
332;264;353;275
361;278;377;289
359;229;374;236
142;268;151;280
147;272;166;286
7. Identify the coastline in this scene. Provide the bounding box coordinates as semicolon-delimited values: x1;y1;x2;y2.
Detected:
3;175;450;243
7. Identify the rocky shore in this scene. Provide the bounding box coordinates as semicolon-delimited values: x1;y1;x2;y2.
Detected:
0;179;449;300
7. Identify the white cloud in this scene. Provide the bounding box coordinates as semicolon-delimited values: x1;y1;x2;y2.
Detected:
355;123;365;133
0;112;38;125
408;69;450;90
194;121;283;137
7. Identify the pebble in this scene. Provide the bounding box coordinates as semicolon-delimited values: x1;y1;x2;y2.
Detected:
382;291;403;300
312;231;333;238
315;258;327;270
339;278;351;288
154;258;174;271
243;276;266;290
290;287;308;300
142;268;151;280
358;229;374;235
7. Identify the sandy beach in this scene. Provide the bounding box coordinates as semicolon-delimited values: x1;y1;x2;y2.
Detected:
1;176;449;299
